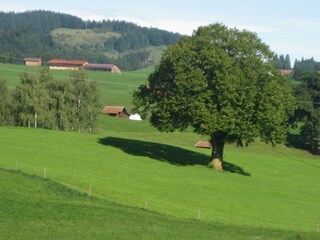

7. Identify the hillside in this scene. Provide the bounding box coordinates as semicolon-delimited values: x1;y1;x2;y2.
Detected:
0;124;320;239
0;123;319;235
0;63;320;238
50;28;167;64
0;10;181;70
2;168;313;240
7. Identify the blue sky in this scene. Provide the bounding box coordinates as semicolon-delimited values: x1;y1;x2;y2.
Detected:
1;0;320;62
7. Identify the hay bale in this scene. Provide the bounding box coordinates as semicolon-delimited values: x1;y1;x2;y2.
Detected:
211;159;223;171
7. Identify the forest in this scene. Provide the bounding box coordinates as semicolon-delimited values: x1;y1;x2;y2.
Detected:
0;10;181;70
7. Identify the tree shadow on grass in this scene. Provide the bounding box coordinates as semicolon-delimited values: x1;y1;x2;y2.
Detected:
286;133;309;151
98;137;251;176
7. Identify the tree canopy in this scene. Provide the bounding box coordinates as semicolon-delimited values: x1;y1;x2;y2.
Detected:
133;23;295;170
293;72;320;154
10;69;101;132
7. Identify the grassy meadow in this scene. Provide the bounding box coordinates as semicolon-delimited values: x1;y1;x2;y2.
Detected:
0;63;320;239
50;28;167;62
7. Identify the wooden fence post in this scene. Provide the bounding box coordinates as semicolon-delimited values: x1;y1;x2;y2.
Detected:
88;185;92;197
144;198;148;210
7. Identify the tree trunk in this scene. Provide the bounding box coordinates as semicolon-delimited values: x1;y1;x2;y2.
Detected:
209;138;225;171
34;112;37;128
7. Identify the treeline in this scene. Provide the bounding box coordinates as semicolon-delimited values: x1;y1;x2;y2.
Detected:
0;70;101;133
0;11;84;33
0;10;181;70
292;72;320;154
274;54;291;69
88;19;181;51
275;54;320;76
294;57;320;74
274;54;320;153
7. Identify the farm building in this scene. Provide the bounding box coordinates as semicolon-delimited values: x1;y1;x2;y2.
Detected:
280;69;294;75
83;63;121;74
24;58;42;66
48;59;88;70
194;141;212;149
102;106;130;118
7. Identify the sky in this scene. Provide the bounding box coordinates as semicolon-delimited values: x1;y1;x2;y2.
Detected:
1;0;320;62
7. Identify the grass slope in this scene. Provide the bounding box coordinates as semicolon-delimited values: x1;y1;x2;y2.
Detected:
0;126;319;234
1;168;318;240
1;63;320;237
51;28;121;50
50;28;166;63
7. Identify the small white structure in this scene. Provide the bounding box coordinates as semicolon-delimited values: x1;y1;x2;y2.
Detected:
129;113;142;121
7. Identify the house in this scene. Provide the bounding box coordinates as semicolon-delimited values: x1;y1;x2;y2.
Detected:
24;58;42;66
102;106;130;118
194;141;212;149
83;63;121;74
280;69;294;75
48;59;88;70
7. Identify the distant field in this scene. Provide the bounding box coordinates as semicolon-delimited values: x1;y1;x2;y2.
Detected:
50;28;167;63
1;63;320;238
51;28;120;49
0;63;150;110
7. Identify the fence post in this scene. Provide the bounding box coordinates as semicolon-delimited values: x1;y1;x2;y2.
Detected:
88;185;92;197
144;198;148;210
197;209;201;220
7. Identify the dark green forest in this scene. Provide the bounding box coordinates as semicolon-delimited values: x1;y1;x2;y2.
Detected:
0;10;181;70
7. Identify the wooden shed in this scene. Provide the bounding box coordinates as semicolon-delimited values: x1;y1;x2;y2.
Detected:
48;59;88;70
83;63;121;74
102;106;130;118
24;58;42;66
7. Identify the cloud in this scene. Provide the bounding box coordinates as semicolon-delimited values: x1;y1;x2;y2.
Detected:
0;2;28;12
228;24;279;33
119;17;208;35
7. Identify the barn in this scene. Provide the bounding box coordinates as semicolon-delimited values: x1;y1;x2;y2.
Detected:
48;59;88;70
83;63;121;74
102;106;130;118
280;69;294;75
24;58;42;66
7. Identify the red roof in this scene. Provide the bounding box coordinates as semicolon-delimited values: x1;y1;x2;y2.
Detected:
102;106;126;114
280;69;293;74
24;57;41;62
194;141;212;149
48;59;88;66
83;63;116;69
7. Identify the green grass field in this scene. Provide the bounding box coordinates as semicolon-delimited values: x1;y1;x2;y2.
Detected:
0;64;320;239
3;168;315;240
0;63;149;110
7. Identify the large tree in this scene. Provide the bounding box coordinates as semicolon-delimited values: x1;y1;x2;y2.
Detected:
133;24;295;170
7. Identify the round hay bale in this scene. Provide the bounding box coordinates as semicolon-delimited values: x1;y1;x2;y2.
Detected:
210;158;223;171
